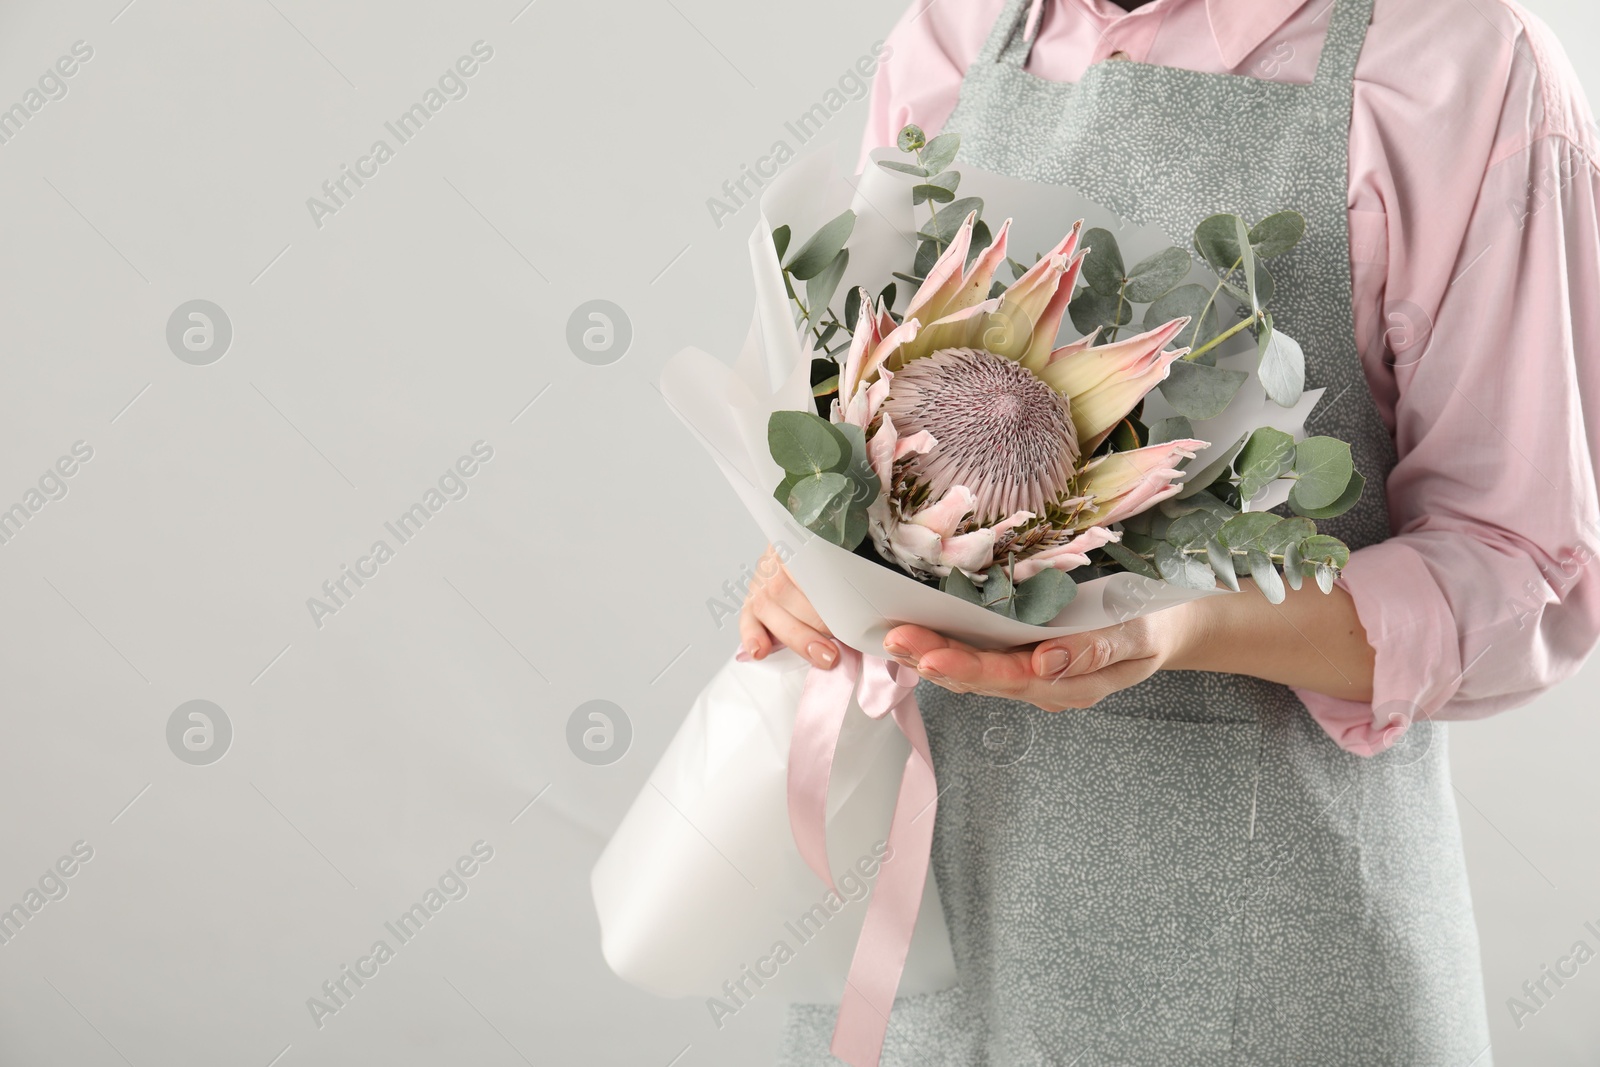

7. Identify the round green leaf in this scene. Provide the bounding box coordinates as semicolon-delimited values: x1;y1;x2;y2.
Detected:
1257;314;1305;407
1289;437;1355;510
920;132;960;174
1247;548;1285;603
1080;227;1126;296
896;125;926;152
1144;283;1222;353
1249;211;1306;258
1290;468;1365;519
1158;360;1248;420
768;410;845;474
786;471;849;526
1123;246;1192;303
1234;426;1297;502
1014;568;1078;624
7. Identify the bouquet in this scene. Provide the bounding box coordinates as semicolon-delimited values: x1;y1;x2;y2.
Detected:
596;128;1363;1067
765;125;1361;623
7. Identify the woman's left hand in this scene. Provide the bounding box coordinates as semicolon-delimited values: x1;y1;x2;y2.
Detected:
882;606;1202;712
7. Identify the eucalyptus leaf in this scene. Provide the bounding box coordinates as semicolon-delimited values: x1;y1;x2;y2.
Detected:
1014;569;1078;624
941;568;986;606
897;125;926;152
876;160;929;177
1249;211;1307;258
811;374;839;398
834;421;881;507
1145;283;1222;354
1235;216;1259;314
771;224;791;262
1290;468;1365;519
980;564;1017;617
1247;548;1286;603
1257;313;1305;407
1298;534;1351;569
913;183;956;205
928;170;960;195
1081;227;1126;296
1176;430;1250;499
1234;425;1297;503
1207;538;1240;592
1124;246;1192;303
1159;360;1248;420
1219;512;1281;551
1069;285;1133;336
1315;564;1336;594
1282;538;1305;590
913;238;940;277
768;410;847;474
967;220;994;269
1289;437;1355;511
786;211;857;280
1166;508;1225;549
1156;542;1217;589
786;471;850;526
806;249;849;331
844;286;864;332
1258;517;1317;556
878;281;898;312
919;197;984;243
920;132;960;174
1194;214;1244;277
1102;541;1160;580
1146;415;1195;446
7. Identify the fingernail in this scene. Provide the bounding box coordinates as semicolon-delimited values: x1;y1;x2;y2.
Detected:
884;642;909;658
808;641;837;667
1039;649;1070;675
918;665;945;682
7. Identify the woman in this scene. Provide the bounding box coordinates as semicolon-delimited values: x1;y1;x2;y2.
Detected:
740;0;1600;1063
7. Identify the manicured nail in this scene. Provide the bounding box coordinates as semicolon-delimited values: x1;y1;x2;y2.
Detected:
808;641;837;667
1039;649;1070;676
918;665;945;682
884;642;909;658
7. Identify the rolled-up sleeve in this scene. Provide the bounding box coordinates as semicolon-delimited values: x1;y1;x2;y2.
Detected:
1293;10;1600;754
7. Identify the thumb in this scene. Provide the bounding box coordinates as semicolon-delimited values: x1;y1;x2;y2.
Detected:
1032;632;1119;681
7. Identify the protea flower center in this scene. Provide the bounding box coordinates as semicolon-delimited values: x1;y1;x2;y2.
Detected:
881;346;1079;524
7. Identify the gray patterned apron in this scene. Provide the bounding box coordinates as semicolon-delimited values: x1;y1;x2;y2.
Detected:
778;0;1493;1064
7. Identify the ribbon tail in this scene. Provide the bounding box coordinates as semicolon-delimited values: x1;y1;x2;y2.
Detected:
828;697;938;1067
787;645;863;890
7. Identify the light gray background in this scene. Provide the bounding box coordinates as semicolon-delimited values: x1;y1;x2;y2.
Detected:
0;1;1594;1064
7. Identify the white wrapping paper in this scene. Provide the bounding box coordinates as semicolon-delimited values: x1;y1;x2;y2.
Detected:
593;148;1327;1005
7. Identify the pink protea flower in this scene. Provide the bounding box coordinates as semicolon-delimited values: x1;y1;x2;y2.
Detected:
834;212;1206;584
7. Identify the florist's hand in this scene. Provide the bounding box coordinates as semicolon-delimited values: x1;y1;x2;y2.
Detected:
881;607;1199;712
739;546;840;670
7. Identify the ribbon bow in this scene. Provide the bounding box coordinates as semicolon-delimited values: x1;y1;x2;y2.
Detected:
786;643;938;1067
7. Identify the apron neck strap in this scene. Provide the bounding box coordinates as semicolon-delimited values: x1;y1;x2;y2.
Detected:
979;0;1376;94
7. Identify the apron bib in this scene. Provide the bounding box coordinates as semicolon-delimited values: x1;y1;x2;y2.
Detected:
778;1;1493;1064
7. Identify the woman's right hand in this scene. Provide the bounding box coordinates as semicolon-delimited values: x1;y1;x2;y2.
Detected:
738;545;840;669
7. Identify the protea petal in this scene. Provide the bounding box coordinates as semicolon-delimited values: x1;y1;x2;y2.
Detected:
1074;438;1207;528
948;217;1012;314
866;412;901;491
839;290;882;403
939;528;997;576
910;484;976;537
904;212;977;325
892;299;1000;366
986;222;1082;367
1011;526;1121;581
1039;318;1192;450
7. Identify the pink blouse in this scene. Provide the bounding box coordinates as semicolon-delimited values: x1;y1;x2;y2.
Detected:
860;0;1600;754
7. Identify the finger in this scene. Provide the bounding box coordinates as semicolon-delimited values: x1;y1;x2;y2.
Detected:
737;598;774;660
883;625;981;663
751;600;839;669
917;645;1034;698
1032;620;1152;682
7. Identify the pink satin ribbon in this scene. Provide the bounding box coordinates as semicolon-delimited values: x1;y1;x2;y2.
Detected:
787;643;938;1067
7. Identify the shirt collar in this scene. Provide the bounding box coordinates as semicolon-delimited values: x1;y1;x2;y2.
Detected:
1031;0;1307;72
1204;0;1307;69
